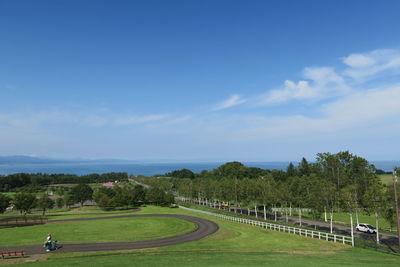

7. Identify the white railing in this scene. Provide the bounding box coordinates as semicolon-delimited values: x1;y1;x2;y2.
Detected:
180;205;354;246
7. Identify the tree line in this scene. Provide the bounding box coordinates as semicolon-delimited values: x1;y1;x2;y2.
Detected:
137;151;399;231
0;172;128;192
93;184;175;210
0;182;175;216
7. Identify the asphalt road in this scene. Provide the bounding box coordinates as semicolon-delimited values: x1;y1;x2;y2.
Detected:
0;214;219;255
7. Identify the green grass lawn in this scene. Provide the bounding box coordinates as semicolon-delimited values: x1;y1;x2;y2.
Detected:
379;174;395;185
1;205;399;266
329;212;395;230
0;216;196;247
295;210;394;230
7;249;398;267
284;209;395;230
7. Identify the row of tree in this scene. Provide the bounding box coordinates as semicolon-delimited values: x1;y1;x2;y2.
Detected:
93;184;175;210
0;193;55;216
137;151;399;231
0;182;176;215
0;172;128;192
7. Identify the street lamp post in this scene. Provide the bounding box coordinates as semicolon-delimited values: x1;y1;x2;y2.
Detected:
393;168;400;248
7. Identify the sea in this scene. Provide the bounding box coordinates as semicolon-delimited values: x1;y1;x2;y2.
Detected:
0;161;399;176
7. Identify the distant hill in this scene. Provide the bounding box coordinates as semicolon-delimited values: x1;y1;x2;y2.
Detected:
0;155;140;165
0;156;70;164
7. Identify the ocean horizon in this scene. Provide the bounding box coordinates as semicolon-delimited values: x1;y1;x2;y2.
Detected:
0;161;398;176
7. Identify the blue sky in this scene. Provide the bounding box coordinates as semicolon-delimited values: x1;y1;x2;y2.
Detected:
1;0;400;161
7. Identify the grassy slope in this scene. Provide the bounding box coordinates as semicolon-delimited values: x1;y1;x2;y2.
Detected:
10;250;397;267
0;215;196;246
379;174;394;185
2;205;398;266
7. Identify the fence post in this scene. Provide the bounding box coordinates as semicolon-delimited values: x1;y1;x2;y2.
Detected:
350;212;355;247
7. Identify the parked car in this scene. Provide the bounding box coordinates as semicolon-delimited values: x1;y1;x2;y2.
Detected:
356;223;377;234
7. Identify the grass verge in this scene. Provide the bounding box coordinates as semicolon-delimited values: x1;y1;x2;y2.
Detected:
1;205;399;266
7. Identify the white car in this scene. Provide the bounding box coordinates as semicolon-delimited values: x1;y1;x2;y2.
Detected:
356;223;377;234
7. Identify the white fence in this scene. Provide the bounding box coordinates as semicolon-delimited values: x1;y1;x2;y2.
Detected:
180;206;354;246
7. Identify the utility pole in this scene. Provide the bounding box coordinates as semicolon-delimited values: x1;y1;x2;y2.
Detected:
393;168;400;248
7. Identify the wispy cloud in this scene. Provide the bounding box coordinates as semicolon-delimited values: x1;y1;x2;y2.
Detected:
322;84;400;124
342;49;400;80
82;115;109;127
259;67;349;104
216;48;400;107
213;94;246;110
114;114;167;125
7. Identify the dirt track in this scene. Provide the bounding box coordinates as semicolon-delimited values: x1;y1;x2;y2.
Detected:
0;214;219;255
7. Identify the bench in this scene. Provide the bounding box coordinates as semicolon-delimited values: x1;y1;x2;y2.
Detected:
1;251;25;259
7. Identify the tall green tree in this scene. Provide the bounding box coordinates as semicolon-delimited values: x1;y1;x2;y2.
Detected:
0;193;11;213
167;169;195;179
298;157;310;176
37;195;55;215
97;193;112;210
70;184;93;206
56;197;64;209
363;181;386;243
286;162;297;177
14;192;37;215
146;187;167;205
132;185;146;205
63;193;75;207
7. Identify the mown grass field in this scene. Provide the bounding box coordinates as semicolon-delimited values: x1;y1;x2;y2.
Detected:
0;215;195;246
1;205;399;266
379;174;395;185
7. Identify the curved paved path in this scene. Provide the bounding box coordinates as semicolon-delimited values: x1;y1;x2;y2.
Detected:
0;214;219;255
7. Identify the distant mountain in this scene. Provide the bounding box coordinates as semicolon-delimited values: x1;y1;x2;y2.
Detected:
0;155;71;164
0;155;138;165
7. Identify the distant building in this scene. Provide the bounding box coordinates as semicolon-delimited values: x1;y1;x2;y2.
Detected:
102;182;115;187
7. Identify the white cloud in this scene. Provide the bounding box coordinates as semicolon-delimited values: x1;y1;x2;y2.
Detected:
213;94;246;110
323;84;400;124
221;48;400;107
342;49;400;80
343;53;376;68
243;84;400;140
265;80;316;103
82;115;109;127
303;67;345;85
261;67;349;104
114;114;167;125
